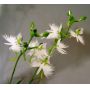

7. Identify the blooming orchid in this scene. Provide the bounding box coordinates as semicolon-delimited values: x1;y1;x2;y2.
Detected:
31;59;54;77
28;42;48;60
28;39;39;48
70;28;84;45
46;24;62;39
3;33;22;52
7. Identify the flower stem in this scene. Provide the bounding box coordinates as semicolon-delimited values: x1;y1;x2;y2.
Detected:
48;39;58;55
37;70;44;84
29;67;39;84
9;52;22;83
9;36;33;84
28;36;33;44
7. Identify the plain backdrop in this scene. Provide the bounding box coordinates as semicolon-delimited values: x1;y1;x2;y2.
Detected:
0;4;90;84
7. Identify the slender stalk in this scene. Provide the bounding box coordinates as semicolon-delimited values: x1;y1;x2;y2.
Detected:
28;36;33;44
37;71;44;84
48;39;58;55
9;52;22;83
29;67;39;84
9;36;33;84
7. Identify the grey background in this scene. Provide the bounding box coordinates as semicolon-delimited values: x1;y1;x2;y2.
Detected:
0;4;90;84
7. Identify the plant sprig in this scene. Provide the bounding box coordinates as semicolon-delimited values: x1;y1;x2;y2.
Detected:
3;10;87;84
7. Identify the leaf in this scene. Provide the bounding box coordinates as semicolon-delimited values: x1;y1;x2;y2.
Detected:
42;32;49;37
33;29;40;37
67;10;87;29
68;16;76;27
67;10;76;27
79;16;87;21
29;22;40;37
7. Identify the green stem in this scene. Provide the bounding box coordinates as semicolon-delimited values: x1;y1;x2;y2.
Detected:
9;52;22;83
37;70;44;84
66;25;71;34
9;36;33;84
48;39;58;55
28;36;33;44
29;67;39;84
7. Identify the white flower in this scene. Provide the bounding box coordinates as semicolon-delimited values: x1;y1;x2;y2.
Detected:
3;33;22;52
31;59;54;77
56;40;68;54
28;43;48;60
70;28;84;45
46;24;62;39
29;39;39;47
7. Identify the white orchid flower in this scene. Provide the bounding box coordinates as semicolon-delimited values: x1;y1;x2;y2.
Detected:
29;39;39;47
31;59;54;77
47;24;62;39
28;42;48;60
56;40;68;54
70;28;84;45
3;33;22;52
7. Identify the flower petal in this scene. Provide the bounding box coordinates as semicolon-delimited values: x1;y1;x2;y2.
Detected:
3;34;22;52
78;35;85;45
57;47;67;54
29;40;39;47
43;64;54;77
70;30;76;37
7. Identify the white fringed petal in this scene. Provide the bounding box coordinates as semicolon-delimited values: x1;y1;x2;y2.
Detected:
28;43;48;60
3;33;22;52
70;29;85;45
47;24;62;39
31;60;54;77
57;40;68;54
29;39;39;47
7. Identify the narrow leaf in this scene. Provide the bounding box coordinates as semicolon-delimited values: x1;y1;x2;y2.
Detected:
79;16;87;21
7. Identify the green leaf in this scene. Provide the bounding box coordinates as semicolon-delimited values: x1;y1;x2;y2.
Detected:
33;29;40;37
42;32;49;37
29;22;40;37
79;16;87;21
67;10;76;27
60;29;70;41
68;16;76;26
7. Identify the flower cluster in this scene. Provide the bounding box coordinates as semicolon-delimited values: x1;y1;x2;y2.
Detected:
3;10;87;84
